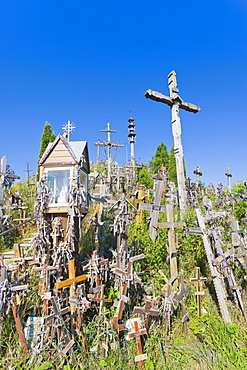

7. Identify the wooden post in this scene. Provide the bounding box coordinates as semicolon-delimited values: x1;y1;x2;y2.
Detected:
116;281;128;321
190;267;207;316
128;319;147;370
68;260;76;334
14;244;22;258
12;305;28;356
149;178;165;240
112;254;146;324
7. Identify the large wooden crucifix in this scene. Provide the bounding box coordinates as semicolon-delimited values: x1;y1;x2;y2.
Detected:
144;71;201;211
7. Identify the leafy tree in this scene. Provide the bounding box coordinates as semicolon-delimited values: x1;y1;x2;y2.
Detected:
150;142;169;174
38;122;56;162
138;166;153;189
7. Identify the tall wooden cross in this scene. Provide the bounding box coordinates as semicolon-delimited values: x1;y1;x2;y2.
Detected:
144;71;201;211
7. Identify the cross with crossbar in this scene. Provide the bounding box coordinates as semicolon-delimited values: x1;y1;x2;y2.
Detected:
144;71;200;211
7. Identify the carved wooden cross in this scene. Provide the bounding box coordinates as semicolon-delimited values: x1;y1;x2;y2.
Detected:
130;184;145;224
144;71;200;211
231;219;247;272
173;273;191;335
89;284;112;315
133;298;160;328
139;177;166;240
112;254;145;330
83;251;108;296
190;267;207;316
211;229;245;316
154;199;186;283
128;319;147;369
0;156;20;206
160;284;176;333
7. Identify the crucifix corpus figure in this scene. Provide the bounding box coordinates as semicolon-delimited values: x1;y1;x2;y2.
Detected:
144;71;201;211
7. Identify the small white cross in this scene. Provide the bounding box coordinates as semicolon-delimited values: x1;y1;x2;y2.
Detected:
62;121;76;141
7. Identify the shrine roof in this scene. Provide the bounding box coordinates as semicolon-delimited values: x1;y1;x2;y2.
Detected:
39;134;90;172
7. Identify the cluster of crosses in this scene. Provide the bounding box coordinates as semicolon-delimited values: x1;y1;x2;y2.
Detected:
1;71;247;368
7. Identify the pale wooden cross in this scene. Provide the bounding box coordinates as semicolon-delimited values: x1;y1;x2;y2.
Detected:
231;218;247;271
160;284;176;333
133;297;160;328
211;229;245;316
154;199;186;284
144;71;200;211
89;284;112;315
83;250;108;296
173;273;191;335
112;254;145;330
190;267;207;316
0;156;20;206
138;177;166;240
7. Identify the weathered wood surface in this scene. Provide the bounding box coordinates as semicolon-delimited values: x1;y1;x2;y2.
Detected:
196;208;232;324
155;200;185;282
190;267;207;317
144;71;200;211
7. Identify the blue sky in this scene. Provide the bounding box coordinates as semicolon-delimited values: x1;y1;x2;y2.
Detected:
1;0;247;187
